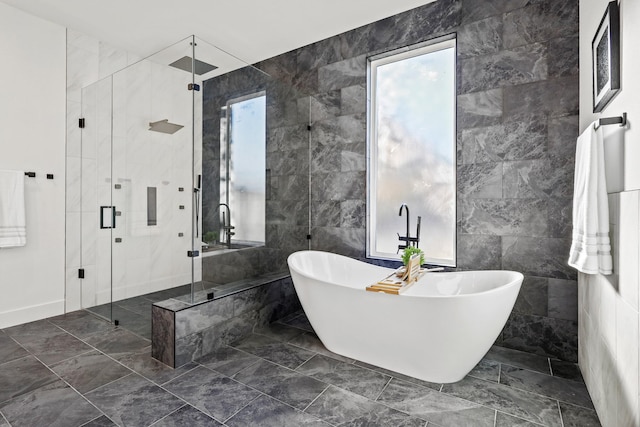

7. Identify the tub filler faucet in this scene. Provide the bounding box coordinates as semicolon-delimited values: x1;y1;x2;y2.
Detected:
397;203;421;252
218;203;235;249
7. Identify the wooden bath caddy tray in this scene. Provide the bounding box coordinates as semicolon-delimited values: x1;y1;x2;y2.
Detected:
366;255;425;295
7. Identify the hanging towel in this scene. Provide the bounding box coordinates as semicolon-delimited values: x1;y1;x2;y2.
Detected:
0;170;27;248
568;124;612;275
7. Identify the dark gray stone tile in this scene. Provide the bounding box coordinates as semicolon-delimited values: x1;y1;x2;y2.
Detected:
403;0;461;43
311;171;366;201
288;331;353;364
456;234;502;270
318;55;366;92
548;36;579;78
502;236;575;280
197;346;260;377
458;16;503;59
548;115;579;161
233;359;327;410
50;350;131;394
503;159;573;199
86;374;183;426
154;405;222;426
461;0;528;23
378;378;495;426
460;115;547;164
81;415;117;426
17;329;93;366
485;346;551;374
458;163;502;198
548;197;573;238
500;365;592;409
311;200;341;227
306;385;424;427
4;319;63;344
309;226;366;259
163;366;259;421
110;306;151;340
0;356;58;404
559;402;602;426
0;330;28;364
353;360;441;391
495;411;544;426
267;124;308;153
48;310;113;338
227;394;327;427
513;276;548;317
341;84;366;115
442;376;562;426
114;296;154;316
175;296;234;337
254;322;304;342
503;2;579;49
175;331;203;367
501;314;578;362
548;279;578;321
152;305;175;367
550;360;584;383
459;43;548;94
503;77;579;118
114;346;198;386
297;354;390;400
468;358;500;382
460;198;548;237
340;142;365;172
310;114;366;147
340;199;365;228
0;380;100;427
84;327;150;358
457;88;502;130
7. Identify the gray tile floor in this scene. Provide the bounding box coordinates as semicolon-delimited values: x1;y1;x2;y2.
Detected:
0;309;601;427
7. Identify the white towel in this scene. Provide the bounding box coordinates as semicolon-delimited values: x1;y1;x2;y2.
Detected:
568;124;612;275
0;170;27;248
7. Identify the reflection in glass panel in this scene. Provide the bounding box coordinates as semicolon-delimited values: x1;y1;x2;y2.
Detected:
220;92;266;246
367;37;456;266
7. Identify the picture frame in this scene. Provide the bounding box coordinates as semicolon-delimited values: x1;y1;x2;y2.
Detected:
592;0;621;113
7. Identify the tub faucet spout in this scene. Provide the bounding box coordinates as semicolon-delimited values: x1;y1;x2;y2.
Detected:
398;203;420;252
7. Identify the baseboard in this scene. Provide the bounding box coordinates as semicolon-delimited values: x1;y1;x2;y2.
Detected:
0;299;65;329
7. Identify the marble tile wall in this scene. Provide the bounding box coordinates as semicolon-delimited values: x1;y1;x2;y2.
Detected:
201;0;580;361
152;276;301;367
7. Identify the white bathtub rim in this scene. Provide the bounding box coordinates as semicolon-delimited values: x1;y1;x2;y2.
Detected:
287;250;523;299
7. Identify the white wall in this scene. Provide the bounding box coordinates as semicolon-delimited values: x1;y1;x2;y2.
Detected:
0;3;67;327
579;1;640;426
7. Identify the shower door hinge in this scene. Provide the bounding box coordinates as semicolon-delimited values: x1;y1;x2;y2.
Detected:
187;250;200;257
78;118;85;128
306;234;312;240
78;268;85;279
307;124;312;131
188;83;200;91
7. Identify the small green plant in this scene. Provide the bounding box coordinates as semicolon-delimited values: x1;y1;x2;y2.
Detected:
203;231;219;244
402;246;425;266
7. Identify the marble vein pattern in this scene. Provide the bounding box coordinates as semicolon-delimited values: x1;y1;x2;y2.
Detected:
163;366;260;422
0;309;601;426
230;333;315;369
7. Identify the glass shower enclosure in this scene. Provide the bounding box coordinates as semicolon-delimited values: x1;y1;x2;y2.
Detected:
77;36;270;333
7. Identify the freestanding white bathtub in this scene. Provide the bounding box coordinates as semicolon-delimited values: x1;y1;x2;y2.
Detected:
287;250;523;383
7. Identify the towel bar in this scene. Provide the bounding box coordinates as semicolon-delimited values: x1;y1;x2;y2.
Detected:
594;112;627;130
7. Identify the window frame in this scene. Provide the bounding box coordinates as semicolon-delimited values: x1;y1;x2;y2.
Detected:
365;34;457;266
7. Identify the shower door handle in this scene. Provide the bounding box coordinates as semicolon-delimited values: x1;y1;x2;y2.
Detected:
100;206;117;229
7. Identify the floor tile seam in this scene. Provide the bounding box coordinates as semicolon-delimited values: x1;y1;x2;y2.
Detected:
46;348;97;368
81;371;137;396
79;413;114;427
0;410;9;426
493;359;553;376
548;357;554;376
495;375;595;410
374;376;393;401
234;346;319;374
0;345;32;368
22;351;115;425
222;393;263;425
301;384;333;416
435;383;525;421
353;361;443;392
155;363;201;387
557;400;566;427
146;403;190;426
495;409;546;427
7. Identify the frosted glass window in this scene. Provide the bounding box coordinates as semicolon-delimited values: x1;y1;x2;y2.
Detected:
367;36;456;266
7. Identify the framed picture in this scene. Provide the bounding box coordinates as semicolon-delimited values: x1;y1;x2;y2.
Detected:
592;1;621;113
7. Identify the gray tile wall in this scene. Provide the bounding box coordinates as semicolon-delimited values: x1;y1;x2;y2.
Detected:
152;277;301;367
202;0;580;361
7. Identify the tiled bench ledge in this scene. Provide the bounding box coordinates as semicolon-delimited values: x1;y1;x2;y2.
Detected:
151;272;301;368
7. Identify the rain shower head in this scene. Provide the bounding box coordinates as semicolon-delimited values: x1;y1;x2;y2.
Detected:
148;119;184;134
169;56;218;75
